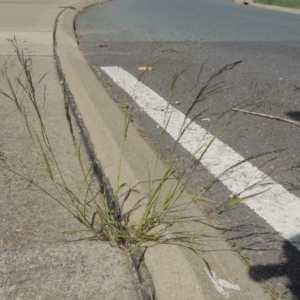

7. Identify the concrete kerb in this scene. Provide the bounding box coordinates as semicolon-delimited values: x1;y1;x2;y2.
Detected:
233;0;300;15
54;1;271;299
53;4;155;300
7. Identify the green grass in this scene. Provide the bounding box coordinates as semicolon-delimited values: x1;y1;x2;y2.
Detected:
253;0;300;9
0;37;273;275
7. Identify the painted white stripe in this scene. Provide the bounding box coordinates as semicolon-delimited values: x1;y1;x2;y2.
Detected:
101;66;300;251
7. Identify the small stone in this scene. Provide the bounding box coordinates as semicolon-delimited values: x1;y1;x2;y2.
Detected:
228;240;236;247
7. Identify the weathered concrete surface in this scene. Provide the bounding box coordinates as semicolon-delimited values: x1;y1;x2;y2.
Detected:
0;1;140;299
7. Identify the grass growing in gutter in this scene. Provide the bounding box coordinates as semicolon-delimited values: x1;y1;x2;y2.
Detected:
0;37;268;272
253;0;300;8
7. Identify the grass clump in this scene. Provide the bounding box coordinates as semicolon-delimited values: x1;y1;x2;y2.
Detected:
253;0;300;8
0;37;266;272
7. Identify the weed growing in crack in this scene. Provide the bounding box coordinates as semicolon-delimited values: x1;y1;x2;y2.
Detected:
0;37;271;273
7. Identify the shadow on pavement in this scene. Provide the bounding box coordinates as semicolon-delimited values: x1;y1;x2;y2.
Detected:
285;111;300;122
249;235;300;300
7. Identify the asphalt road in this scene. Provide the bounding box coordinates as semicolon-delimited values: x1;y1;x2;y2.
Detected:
78;0;300;41
76;0;300;298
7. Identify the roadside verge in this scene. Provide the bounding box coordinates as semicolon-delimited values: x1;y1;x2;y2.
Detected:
233;0;300;14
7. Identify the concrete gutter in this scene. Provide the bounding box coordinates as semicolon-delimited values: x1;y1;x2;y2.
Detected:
55;1;270;299
233;0;300;15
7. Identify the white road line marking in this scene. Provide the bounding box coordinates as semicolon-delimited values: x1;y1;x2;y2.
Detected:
101;66;300;251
